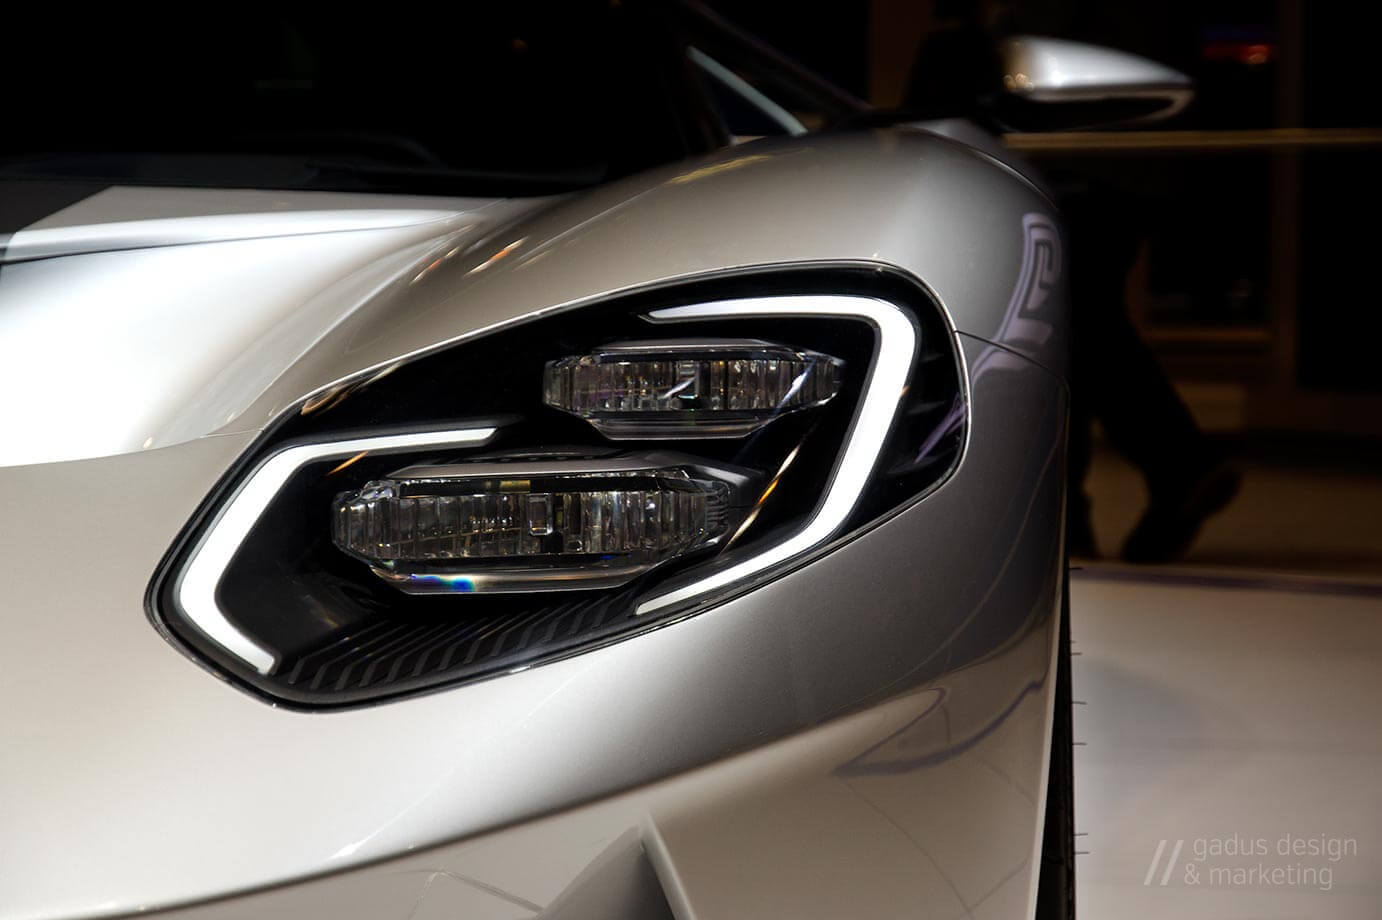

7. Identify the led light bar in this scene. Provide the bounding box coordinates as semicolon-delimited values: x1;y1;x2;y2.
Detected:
333;455;736;593
176;426;499;674
635;295;919;617
543;339;843;439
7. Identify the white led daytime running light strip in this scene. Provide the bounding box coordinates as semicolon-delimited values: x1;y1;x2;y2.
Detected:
635;295;916;616
176;427;497;673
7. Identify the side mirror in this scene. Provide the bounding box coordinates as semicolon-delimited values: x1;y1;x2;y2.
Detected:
996;36;1193;131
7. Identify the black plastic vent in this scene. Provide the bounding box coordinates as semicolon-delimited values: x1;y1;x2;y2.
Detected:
279;587;641;699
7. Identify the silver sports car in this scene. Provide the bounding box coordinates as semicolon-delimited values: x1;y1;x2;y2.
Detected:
0;6;1188;919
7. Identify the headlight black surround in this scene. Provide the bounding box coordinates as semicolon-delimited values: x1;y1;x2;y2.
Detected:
149;267;966;708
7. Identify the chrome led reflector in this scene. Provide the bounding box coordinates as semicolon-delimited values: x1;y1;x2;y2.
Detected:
333;456;733;593
544;339;843;438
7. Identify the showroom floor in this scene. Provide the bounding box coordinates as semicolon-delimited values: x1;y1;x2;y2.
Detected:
1071;439;1382;916
1070;569;1382;917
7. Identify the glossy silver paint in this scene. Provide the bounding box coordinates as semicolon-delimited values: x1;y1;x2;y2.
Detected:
0;130;1067;918
1000;35;1193;121
148;581;1061;920
0;130;1061;471
0;196;545;467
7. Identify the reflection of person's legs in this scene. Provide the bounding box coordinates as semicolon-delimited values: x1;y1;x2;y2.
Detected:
1083;285;1209;495
1065;190;1140;557
1065;190;1239;562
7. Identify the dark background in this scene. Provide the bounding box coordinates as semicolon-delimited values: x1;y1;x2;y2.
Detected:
712;0;1382;571
716;0;1382;399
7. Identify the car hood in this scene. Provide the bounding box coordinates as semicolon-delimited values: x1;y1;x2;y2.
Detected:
0;132;1064;471
0;185;551;467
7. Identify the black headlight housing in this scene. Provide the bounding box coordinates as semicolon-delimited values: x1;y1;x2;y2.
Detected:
150;267;965;708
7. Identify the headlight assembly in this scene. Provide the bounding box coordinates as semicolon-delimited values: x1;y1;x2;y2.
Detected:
150;269;966;707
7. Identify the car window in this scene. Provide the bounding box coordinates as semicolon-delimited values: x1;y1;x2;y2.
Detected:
690;47;807;139
676;0;867;137
2;3;718;196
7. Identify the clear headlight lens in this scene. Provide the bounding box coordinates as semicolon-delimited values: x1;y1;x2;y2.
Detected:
543;339;843;438
332;456;739;593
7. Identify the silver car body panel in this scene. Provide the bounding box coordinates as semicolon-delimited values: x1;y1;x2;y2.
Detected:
0;130;1061;469
147;587;1060;920
1000;35;1194;120
0;129;1068;919
8;186;513;236
0;195;547;467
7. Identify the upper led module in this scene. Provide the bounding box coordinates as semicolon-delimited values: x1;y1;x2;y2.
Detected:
544;339;844;438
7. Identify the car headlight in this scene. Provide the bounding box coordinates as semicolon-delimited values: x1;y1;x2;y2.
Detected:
331;452;752;594
150;269;965;707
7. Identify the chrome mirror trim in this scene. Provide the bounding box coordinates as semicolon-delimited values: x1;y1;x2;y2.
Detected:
1000;35;1193;122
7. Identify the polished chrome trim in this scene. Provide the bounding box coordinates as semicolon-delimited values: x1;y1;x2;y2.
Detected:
635;295;917;615
176;427;497;674
998;35;1193;122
